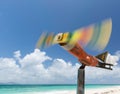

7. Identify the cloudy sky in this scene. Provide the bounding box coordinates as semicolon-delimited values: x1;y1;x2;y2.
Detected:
0;0;120;84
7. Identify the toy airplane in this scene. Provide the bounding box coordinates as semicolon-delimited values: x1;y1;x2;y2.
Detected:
36;19;114;70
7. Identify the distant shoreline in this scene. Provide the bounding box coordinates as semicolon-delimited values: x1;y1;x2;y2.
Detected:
0;85;120;94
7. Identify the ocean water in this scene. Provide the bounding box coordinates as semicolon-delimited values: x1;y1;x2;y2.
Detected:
0;84;119;94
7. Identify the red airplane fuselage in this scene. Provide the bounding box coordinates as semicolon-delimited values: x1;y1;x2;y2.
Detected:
69;43;98;66
60;42;98;66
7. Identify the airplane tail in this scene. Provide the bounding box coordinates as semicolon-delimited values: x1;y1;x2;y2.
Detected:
96;51;108;63
95;51;114;70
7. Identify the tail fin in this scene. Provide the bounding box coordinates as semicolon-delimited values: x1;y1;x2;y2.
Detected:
95;51;115;70
96;51;108;62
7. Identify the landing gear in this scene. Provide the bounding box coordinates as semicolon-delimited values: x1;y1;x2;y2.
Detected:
77;64;86;94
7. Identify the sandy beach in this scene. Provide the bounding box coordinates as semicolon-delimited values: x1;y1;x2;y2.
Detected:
28;86;120;94
85;86;120;94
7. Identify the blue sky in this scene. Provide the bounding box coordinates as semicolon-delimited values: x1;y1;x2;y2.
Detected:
0;0;120;84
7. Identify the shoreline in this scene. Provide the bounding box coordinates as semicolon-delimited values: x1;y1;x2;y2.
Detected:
32;86;120;94
0;85;120;94
26;86;120;94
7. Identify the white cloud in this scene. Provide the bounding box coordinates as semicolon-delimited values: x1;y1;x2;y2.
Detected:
106;53;119;65
0;49;78;84
85;51;120;84
48;59;79;84
115;51;120;57
0;57;21;83
0;49;120;84
85;66;120;84
14;50;21;60
20;49;52;68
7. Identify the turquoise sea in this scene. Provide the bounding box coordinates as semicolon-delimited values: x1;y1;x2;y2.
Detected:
0;84;119;94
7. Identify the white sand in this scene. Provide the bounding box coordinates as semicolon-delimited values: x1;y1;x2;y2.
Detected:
85;86;120;94
49;86;120;94
27;86;120;94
